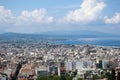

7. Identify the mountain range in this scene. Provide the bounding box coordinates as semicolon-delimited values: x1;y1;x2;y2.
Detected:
0;30;119;41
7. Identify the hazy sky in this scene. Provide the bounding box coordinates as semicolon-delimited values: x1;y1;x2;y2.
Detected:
0;0;120;34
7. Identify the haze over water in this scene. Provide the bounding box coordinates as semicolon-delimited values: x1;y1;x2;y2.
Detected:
50;37;120;46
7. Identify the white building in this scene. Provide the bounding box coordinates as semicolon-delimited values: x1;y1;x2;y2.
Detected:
65;62;72;71
76;61;83;70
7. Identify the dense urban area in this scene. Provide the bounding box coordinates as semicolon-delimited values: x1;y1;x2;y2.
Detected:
0;39;120;80
0;0;120;79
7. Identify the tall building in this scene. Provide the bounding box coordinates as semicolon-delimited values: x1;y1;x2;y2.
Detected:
60;61;66;76
76;61;83;70
66;62;72;71
99;60;103;69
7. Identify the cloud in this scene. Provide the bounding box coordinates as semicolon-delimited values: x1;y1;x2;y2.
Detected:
0;6;54;26
15;9;54;25
104;13;120;24
0;6;15;24
63;0;106;23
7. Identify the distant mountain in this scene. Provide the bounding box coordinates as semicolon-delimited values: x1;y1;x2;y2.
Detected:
0;31;119;42
0;32;69;42
42;30;113;36
0;32;44;42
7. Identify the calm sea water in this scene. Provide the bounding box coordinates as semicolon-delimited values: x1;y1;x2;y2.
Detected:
50;37;120;46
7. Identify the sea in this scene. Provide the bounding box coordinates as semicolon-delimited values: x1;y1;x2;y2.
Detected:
50;37;120;47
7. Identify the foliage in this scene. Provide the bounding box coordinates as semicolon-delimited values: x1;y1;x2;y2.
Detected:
60;76;67;80
110;69;115;80
99;70;115;80
93;74;101;80
36;75;48;80
65;75;73;80
52;75;60;80
77;78;83;80
36;74;75;80
11;62;22;80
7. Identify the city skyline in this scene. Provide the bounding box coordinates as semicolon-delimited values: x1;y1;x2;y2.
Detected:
0;0;120;35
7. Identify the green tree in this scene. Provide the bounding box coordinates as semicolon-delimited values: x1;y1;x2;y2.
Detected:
53;75;60;80
11;62;22;80
104;72;110;80
93;74;101;80
65;75;73;80
110;69;115;80
60;76;67;80
77;78;83;80
36;75;48;80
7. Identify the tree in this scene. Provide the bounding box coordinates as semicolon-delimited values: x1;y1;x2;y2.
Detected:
60;76;67;80
65;75;73;80
105;72;110;80
93;74;100;80
110;69;115;80
52;75;60;80
77;78;83;80
11;62;22;80
36;75;48;80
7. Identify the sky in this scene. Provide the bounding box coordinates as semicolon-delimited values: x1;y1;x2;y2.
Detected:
0;0;120;35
